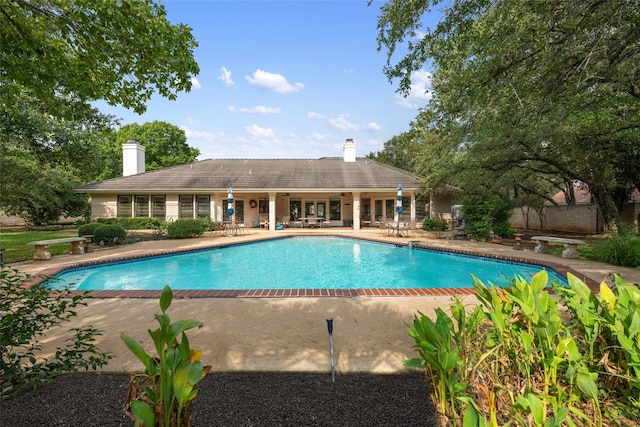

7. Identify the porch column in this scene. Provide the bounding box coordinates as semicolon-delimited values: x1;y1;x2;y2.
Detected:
210;197;216;222
353;192;361;230
268;192;277;231
411;192;416;221
215;195;223;222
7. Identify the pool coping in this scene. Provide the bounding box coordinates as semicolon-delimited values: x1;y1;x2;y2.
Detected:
24;233;599;298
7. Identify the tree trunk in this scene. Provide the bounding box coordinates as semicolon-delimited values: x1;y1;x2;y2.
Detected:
589;184;622;228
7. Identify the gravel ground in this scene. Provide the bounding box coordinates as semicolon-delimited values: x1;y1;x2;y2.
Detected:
1;372;438;426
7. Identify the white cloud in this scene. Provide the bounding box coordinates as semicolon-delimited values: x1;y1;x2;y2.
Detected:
395;70;433;109
227;105;282;114
309;112;378;133
245;69;304;93
218;66;234;86
328;114;359;132
245;124;276;139
307;111;327;120
181;126;227;142
366;122;382;131
190;77;202;89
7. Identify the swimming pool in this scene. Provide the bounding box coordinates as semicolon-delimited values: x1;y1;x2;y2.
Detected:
48;236;566;291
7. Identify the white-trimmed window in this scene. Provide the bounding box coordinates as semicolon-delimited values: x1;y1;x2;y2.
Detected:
152;196;166;219
179;195;194;218
135;195;149;217
196;195;210;219
117;195;132;217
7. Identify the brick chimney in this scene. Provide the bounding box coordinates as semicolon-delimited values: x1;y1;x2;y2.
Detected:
343;138;356;162
122;140;145;176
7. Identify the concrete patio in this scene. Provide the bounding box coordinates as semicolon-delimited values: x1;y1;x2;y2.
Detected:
7;228;639;375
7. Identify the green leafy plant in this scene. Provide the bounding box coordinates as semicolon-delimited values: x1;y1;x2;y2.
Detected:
583;227;640;268
165;218;208;239
78;222;104;237
121;285;210;427
407;270;640;426
422;218;450;232
93;224;127;245
404;298;484;426
0;267;112;400
96;217;165;230
457;195;514;241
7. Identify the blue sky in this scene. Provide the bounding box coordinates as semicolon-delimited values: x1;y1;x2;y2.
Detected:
96;1;438;160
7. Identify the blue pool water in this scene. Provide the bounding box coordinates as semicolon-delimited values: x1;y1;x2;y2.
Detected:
48;237;566;291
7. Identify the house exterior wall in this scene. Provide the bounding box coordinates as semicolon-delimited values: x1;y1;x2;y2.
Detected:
90;195;118;218
429;194;454;221
509;204;602;234
86;190;436;229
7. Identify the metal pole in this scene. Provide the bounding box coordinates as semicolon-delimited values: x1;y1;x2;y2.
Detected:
326;318;335;383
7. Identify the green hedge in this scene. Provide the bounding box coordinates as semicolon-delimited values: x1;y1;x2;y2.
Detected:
77;223;103;237
422;218;449;231
584;229;640;267
93;225;127;245
96;217;164;230
165;219;209;239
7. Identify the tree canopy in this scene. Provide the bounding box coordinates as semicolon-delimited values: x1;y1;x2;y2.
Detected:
97;121;200;180
367;131;421;172
0;0;200;224
374;0;640;224
1;0;199;116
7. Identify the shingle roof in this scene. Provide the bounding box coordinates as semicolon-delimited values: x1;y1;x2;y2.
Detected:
76;157;423;193
547;186;640;205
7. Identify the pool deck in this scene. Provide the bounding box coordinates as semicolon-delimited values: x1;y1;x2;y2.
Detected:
7;228;640;374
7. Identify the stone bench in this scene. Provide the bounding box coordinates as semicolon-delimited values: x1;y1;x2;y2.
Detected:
531;236;586;259
26;237;88;260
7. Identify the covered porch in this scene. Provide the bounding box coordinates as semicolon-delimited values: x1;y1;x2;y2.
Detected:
213;189;420;232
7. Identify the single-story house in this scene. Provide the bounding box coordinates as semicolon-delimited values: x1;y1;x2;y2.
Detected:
76;139;455;231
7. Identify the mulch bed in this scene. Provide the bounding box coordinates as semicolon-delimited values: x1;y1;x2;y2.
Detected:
2;372;438;426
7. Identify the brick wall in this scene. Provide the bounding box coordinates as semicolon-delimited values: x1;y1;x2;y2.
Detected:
509;204;603;234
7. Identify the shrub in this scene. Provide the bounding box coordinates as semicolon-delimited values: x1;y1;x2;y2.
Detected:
584;227;640;268
491;222;515;238
93;224;127;245
166;218;208;239
96;217;163;230
422;218;449;231
458;194;514;240
122;285;210;426
406;270;640;426
77;222;103;237
0;267;112;399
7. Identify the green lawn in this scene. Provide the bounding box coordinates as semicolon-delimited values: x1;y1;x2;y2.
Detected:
0;229;79;263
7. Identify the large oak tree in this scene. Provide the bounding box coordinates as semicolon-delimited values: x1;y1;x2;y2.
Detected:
374;0;640;225
1;0;199;115
1;0;199;224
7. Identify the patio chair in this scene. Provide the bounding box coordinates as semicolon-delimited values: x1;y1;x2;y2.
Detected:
281;216;290;228
379;220;393;236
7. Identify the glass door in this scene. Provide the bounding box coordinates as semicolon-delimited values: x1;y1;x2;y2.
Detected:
317;202;326;219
